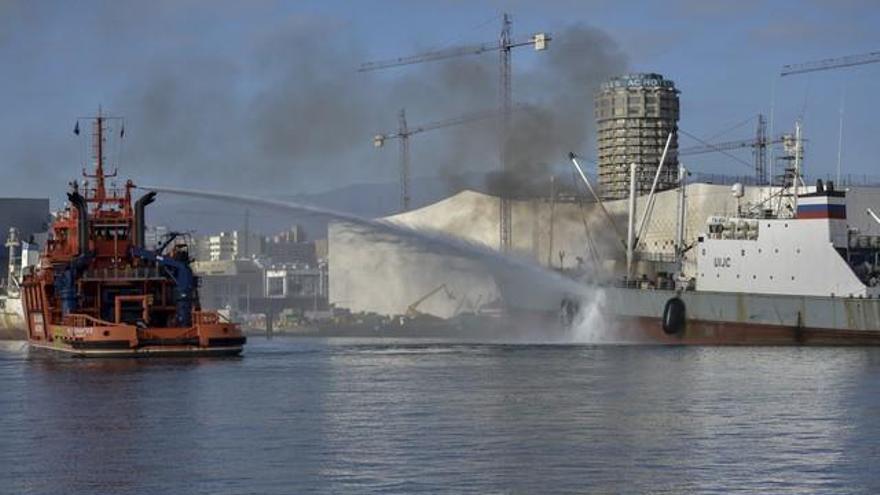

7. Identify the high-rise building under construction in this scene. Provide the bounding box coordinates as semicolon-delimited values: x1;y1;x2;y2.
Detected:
594;73;679;200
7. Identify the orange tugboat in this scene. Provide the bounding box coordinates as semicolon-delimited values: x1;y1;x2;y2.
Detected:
20;112;245;357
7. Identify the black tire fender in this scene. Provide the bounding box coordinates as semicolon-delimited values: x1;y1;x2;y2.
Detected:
662;297;686;335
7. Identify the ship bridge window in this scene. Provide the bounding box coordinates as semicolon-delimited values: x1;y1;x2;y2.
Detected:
94;226;129;240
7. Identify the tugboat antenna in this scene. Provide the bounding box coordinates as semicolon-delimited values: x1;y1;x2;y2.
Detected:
81;109;120;207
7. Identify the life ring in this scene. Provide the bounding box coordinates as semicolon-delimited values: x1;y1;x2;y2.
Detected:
662;297;686;335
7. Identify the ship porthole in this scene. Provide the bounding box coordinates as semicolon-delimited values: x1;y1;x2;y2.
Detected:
662;297;686;335
103;330;110;337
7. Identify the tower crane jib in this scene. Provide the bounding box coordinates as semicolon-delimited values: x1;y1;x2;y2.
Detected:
360;14;550;250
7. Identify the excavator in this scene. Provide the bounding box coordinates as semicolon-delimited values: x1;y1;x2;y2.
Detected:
404;284;456;319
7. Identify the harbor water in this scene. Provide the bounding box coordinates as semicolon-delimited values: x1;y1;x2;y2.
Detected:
2;337;880;494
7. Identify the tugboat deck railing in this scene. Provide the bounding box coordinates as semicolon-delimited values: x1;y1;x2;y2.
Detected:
62;313;116;327
81;266;165;281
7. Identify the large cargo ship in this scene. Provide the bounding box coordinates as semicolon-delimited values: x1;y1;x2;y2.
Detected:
553;129;880;345
589;186;880;344
20;112;246;357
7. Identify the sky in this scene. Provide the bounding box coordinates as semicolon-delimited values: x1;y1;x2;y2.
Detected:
0;0;878;206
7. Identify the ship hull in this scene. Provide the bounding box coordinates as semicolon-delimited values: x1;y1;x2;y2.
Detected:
609;315;880;345
0;297;26;340
589;287;880;345
24;313;246;358
29;341;244;358
0;320;26;340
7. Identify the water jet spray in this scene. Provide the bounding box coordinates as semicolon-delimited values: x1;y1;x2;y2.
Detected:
139;185;610;342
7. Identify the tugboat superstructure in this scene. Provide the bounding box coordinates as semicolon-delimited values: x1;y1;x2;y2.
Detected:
20;111;245;356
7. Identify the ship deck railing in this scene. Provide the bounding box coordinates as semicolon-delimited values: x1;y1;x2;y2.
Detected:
81;266;165;281
636;252;678;263
63;313;116;327
193;311;230;325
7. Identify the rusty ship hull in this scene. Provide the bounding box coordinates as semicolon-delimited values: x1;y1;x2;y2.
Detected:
597;287;880;345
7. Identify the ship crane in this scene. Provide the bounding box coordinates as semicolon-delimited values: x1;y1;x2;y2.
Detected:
781;50;880;76
373;108;501;212
679;115;784;185
360;13;550;251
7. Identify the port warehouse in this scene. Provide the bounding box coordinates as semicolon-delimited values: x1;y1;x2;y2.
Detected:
328;184;880;318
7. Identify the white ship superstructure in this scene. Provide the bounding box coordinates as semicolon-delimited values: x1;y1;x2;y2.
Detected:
0;228;40;339
697;186;880;298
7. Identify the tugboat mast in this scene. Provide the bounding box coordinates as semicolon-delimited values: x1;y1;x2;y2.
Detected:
93;112;106;203
81;108;119;209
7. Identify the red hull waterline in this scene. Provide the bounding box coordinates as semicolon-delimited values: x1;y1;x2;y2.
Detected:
29;342;244;358
615;316;880;346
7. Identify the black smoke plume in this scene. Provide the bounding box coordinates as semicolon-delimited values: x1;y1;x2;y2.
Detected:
2;6;628;205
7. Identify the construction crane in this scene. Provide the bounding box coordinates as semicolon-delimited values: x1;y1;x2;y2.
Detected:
781;50;880;183
373;107;501;212
781;50;880;76
360;13;550;251
679;115;785;185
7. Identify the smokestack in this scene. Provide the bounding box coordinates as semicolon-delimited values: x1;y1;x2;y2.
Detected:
66;191;89;256
134;191;157;249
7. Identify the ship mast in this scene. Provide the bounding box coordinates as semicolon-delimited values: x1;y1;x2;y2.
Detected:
93;111;106;204
81;108;119;209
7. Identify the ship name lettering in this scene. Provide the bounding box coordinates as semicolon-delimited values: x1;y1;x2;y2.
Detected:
714;257;731;268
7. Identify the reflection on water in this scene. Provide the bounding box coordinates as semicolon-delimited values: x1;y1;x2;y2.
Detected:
2;338;880;494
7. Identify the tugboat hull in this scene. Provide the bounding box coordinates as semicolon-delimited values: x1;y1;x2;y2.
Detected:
24;311;245;358
29;341;244;358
